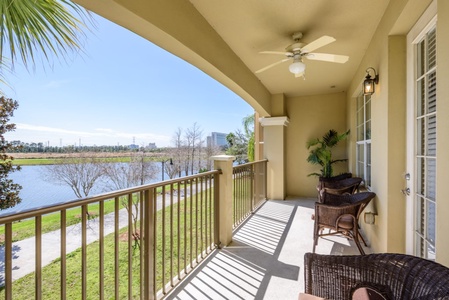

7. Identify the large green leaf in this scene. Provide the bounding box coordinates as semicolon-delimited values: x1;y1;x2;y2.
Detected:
0;0;91;68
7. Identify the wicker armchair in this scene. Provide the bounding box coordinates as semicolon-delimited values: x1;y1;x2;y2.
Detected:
318;172;353;183
304;252;449;299
313;192;376;255
317;176;363;202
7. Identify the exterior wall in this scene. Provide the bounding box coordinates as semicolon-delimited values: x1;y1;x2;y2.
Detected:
345;0;410;255
286;92;347;197
435;0;449;266
345;0;449;266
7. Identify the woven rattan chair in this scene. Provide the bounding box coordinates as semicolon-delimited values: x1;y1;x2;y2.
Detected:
313;192;376;255
317;176;363;202
318;172;353;183
304;252;449;299
317;173;363;203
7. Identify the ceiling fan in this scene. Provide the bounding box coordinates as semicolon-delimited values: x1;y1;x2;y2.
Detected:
255;32;349;78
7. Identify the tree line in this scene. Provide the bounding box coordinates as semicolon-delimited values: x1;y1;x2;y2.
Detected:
7;142;148;154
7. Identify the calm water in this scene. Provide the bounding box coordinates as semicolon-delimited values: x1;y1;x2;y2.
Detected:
0;164;166;216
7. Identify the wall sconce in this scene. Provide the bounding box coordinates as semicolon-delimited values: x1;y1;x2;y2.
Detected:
364;211;377;225
363;67;379;95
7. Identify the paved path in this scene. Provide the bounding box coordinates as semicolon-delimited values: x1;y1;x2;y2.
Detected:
0;207;130;285
0;189;192;286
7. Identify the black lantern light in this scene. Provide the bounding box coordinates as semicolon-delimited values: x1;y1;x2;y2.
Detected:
363;67;379;95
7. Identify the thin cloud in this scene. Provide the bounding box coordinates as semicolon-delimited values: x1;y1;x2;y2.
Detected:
44;79;71;89
15;123;170;143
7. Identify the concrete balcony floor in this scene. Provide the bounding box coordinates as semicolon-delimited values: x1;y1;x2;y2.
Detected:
167;198;370;300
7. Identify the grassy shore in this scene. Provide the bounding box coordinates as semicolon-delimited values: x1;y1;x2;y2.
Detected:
9;152;168;166
12;157;132;165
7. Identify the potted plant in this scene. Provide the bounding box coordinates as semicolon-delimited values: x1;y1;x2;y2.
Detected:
306;129;350;178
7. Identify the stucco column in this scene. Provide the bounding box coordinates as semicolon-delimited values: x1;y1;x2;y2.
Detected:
259;117;289;200
212;155;235;247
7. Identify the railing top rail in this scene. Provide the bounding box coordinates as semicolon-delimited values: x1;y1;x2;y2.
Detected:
0;169;221;224
233;159;268;169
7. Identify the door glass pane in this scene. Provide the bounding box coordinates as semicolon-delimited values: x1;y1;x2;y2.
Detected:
417;79;425;116
427;200;436;245
416;157;424;196
428;71;437;113
428;29;436;69
415;236;425;258
417;118;424;156
417;40;425;77
426;158;436;201
415;196;425;235
427;115;436;156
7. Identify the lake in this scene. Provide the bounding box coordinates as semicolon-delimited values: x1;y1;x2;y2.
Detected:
0;163;168;216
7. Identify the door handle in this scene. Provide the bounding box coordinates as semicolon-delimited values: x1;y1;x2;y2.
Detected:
401;187;410;196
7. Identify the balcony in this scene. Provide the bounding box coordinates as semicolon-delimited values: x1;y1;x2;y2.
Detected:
166;198;367;299
0;157;367;299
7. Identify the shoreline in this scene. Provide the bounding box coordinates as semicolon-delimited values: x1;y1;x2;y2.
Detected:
8;152;169;165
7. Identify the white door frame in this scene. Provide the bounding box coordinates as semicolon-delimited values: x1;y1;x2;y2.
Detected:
405;1;437;255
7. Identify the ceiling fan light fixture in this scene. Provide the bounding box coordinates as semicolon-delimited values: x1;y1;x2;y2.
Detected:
289;60;306;74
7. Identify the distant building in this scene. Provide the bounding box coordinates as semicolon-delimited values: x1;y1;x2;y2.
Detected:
207;132;228;149
147;143;157;149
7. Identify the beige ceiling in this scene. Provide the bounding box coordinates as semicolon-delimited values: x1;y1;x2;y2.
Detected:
188;0;390;97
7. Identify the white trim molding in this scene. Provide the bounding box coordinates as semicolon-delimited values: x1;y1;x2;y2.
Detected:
211;155;236;161
259;116;290;127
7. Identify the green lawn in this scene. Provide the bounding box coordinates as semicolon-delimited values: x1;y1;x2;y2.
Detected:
0;187;216;299
12;156;168;166
0;200;117;244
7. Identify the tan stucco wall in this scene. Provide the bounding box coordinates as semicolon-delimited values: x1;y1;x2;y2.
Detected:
436;0;449;266
286;92;348;198
345;0;411;255
345;0;449;266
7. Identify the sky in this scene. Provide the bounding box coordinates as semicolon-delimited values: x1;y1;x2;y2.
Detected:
2;13;254;148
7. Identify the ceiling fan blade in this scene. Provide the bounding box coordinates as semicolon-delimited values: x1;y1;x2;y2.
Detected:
255;58;290;73
301;35;336;53
260;51;293;56
305;53;349;63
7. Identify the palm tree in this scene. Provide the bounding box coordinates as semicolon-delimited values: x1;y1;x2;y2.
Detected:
0;0;90;71
242;113;255;162
0;0;91;209
306;129;350;178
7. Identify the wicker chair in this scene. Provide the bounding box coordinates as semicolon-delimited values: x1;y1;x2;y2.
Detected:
317;176;363;202
313;192;376;255
304;252;449;299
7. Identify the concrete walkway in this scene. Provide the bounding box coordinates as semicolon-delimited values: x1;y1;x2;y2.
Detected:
0;191;183;286
0;207;130;285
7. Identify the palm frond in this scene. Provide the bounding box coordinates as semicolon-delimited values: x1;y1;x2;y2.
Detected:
306;138;321;149
0;0;92;68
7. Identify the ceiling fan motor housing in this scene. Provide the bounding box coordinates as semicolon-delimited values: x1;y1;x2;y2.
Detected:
286;42;306;53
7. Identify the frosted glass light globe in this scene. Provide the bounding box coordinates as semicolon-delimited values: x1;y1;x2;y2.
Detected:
289;61;306;74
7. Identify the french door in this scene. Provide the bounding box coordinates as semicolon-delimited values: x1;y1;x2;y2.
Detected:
406;2;437;259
